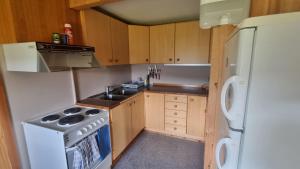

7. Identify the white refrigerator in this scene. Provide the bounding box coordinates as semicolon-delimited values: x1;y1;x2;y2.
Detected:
215;12;300;169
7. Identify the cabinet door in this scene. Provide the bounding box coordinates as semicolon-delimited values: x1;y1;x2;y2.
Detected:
131;93;145;138
175;21;211;64
128;25;150;64
187;96;207;138
144;92;165;131
80;9;113;66
110;17;129;65
110;101;132;160
150;24;175;64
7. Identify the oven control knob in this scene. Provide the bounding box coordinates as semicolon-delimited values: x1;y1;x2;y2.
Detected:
96;120;101;124
82;127;88;133
87;125;93;129
92;122;97;127
77;130;83;136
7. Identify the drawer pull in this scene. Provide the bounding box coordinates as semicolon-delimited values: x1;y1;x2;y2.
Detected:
174;127;177;130
174;120;177;123
174;112;178;115
174;97;178;100
174;105;178;108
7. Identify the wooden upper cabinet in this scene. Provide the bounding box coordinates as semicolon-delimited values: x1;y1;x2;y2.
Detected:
150;24;175;64
80;9;113;66
69;0;118;10
128;25;150;64
144;92;165;132
187;96;207;138
175;21;211;64
110;17;129;65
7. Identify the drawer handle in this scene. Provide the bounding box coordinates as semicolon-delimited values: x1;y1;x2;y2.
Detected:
174;127;177;130
174;112;178;115
190;98;194;102
174;97;178;100
174;120;177;123
174;105;178;108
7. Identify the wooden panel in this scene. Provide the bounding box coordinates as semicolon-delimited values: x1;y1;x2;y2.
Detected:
7;0;82;44
128;25;150;64
110;17;129;65
144;92;165;132
0;0;17;43
80;9;113;65
250;0;300;17
69;0;119;10
187;96;206;138
165;124;186;135
0;69;20;169
131;93;145;138
165;109;187;119
165;102;187;111
165;116;186;126
175;21;211;64
110;100;132;160
165;94;187;103
204;25;235;169
150;24;175;64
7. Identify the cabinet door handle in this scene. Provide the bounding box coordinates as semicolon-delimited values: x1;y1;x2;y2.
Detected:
115;59;119;63
174;105;178;108
109;59;113;63
146;95;149;98
169;58;173;62
174;120;177;123
133;100;136;104
174;112;178;116
174;127;177;130
176;58;180;62
190;98;194;102
146;58;149;62
174;97;178;100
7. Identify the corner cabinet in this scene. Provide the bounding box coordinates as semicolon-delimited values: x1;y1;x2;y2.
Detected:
128;25;150;64
150;24;175;64
80;9;129;66
175;21;211;64
144;92;165;132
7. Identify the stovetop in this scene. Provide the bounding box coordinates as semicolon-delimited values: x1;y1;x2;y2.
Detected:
25;106;108;133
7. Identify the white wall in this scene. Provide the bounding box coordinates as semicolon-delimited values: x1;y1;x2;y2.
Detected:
131;64;210;86
75;65;132;100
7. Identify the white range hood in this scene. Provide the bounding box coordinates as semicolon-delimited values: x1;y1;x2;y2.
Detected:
199;0;251;29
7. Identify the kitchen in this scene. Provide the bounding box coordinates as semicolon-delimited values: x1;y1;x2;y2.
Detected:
0;0;300;169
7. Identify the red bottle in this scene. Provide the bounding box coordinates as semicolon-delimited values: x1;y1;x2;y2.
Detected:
64;23;74;45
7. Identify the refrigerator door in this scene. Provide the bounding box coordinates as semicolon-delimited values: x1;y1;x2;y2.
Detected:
239;20;300;169
221;28;255;130
216;129;242;169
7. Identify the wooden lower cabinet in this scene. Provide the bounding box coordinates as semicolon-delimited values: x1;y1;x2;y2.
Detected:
110;93;145;160
110;101;132;160
131;93;145;138
187;96;207;138
144;92;165;132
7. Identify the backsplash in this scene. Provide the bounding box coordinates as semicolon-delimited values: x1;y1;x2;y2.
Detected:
75;65;132;100
131;64;210;86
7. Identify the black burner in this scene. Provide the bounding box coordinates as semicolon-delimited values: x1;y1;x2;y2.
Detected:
41;114;60;123
63;107;82;115
85;109;100;116
58;115;84;126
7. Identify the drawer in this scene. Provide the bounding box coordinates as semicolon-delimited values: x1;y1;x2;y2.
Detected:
165;116;186;126
165;124;186;135
165;94;187;103
165;102;187;111
165;109;186;119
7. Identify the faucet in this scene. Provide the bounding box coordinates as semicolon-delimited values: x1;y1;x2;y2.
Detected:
105;85;120;95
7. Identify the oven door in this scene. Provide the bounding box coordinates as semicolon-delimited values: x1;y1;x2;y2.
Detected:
66;124;112;169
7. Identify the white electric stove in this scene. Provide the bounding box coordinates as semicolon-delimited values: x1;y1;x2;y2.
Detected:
23;106;112;169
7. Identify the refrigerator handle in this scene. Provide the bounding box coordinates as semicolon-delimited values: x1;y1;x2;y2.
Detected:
221;76;239;121
216;138;234;169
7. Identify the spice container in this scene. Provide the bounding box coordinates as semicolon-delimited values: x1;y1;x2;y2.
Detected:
64;23;74;45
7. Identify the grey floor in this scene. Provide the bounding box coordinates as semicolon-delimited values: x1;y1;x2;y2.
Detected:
113;131;204;169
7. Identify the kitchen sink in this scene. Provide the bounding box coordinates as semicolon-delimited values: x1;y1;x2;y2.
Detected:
97;94;128;101
111;89;138;96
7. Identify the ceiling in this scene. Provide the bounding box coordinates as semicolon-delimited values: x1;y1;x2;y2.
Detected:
97;0;200;25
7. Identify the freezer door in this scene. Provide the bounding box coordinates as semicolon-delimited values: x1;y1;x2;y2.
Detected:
221;28;256;130
239;21;300;169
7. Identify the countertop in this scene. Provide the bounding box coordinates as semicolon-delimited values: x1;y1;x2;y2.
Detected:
77;85;208;109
